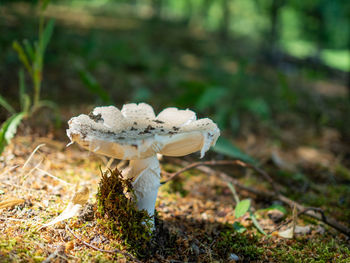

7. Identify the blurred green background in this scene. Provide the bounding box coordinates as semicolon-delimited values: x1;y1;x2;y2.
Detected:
1;0;350;140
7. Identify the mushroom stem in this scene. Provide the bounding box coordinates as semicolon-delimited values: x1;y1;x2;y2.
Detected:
124;155;161;229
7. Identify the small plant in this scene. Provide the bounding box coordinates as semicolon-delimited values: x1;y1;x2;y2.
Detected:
96;168;153;257
0;0;57;155
228;182;267;235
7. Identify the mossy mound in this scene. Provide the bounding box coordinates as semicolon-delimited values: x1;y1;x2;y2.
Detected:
96;167;152;257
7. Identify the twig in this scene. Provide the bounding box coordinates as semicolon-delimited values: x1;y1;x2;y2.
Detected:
291;205;297;238
161;159;279;193
167;159;350;237
65;224;141;263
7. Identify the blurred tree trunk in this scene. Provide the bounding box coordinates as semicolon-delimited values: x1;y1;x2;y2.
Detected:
348;29;350;97
347;13;350;97
220;0;231;40
269;0;283;47
313;6;326;62
184;0;193;25
130;0;138;15
200;0;213;30
152;0;162;20
201;0;212;19
267;0;284;62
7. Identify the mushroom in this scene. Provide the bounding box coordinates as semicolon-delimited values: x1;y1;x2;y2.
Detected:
67;103;220;228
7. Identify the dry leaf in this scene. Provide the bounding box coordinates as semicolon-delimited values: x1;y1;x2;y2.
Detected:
72;185;89;205
278;227;294;239
65;240;75;253
296;147;334;166
0;198;25;209
279;225;311;238
294;225;311;235
41;185;89;228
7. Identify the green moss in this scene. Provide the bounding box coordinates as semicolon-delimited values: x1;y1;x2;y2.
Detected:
162;177;188;197
212;224;263;261
335;164;350;181
96;168;152;258
0;235;46;263
209;224;350;262
75;249;115;263
295;184;350;222
268;236;350;262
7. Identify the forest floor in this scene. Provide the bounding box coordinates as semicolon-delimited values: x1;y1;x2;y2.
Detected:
1;2;350;262
0;111;349;262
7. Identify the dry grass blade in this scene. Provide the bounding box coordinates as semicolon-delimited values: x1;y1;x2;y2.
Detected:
35;167;72;186
0;198;25;209
22;158;43;181
0;217;30;222
0;165;19;177
22;143;45;169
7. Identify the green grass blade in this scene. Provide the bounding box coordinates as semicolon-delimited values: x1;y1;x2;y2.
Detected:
22;95;31;114
23;39;35;62
196;87;228;111
12;41;32;74
41;0;51;11
250;212;267;236
227;182;240;203
0;94;15;114
40;19;55;56
213;137;257;164
18;69;31;113
78;69;112;103
0;112;25;155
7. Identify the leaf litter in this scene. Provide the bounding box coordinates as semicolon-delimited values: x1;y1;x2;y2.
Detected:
0;134;349;262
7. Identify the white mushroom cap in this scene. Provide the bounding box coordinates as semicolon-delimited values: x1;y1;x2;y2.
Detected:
67;103;220;160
